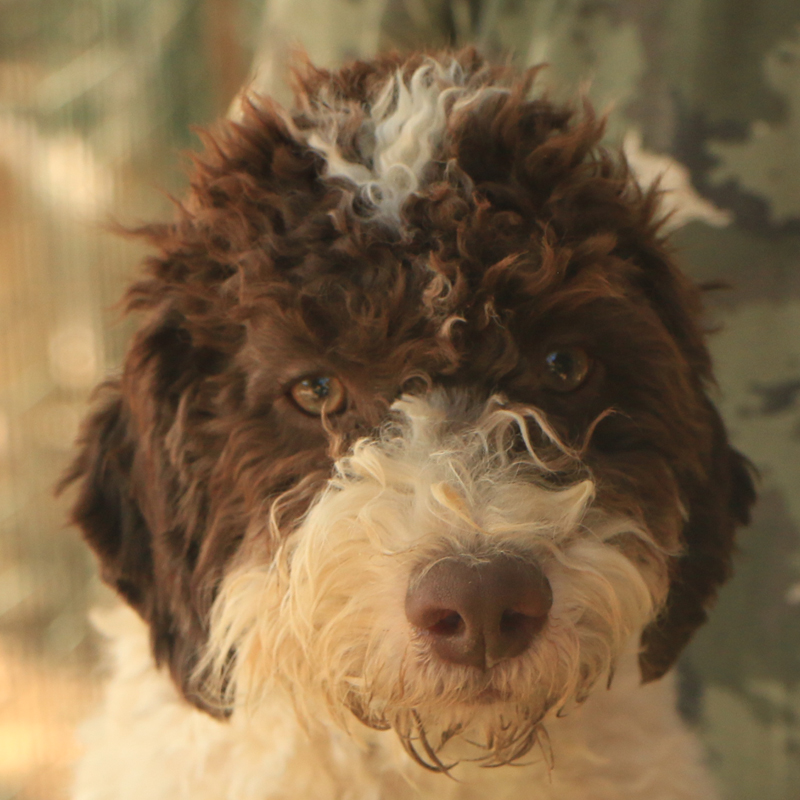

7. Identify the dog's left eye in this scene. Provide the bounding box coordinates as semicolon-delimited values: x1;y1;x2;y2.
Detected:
289;376;347;415
542;347;592;392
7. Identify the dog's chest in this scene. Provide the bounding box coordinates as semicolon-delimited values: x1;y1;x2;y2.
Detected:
72;606;718;800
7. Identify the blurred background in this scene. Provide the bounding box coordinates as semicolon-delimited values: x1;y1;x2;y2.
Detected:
0;1;798;797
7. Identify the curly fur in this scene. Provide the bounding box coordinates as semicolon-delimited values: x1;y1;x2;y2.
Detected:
205;393;665;769
63;50;756;799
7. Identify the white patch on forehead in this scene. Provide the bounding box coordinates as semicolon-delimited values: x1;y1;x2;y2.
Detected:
304;58;507;225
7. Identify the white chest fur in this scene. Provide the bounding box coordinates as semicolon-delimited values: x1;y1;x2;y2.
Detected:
73;605;719;800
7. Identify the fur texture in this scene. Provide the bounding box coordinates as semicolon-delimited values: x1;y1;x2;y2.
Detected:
63;50;755;798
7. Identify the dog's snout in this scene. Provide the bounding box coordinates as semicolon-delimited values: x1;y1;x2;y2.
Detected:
405;554;552;671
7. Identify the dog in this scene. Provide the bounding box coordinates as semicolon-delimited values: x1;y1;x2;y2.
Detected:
63;50;755;799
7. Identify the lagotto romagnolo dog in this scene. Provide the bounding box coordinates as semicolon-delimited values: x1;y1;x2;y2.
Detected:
62;50;756;800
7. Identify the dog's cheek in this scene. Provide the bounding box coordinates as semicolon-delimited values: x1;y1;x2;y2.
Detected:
205;521;411;725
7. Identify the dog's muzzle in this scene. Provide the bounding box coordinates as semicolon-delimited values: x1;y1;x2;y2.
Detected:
405;553;553;671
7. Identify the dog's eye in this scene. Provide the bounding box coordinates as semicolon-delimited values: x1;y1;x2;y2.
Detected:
289;375;347;415
542;347;591;392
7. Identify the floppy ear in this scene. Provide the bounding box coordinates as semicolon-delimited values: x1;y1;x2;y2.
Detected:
638;402;757;681
62;386;156;613
60;308;230;715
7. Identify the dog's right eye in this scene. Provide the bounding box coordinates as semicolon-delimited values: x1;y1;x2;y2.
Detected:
541;347;592;392
288;376;347;416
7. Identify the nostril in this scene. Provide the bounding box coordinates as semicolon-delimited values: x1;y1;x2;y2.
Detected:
499;609;527;635
498;607;548;639
427;611;463;637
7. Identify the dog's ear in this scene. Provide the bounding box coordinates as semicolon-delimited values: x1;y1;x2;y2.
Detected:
62;387;156;614
638;401;756;681
60;307;230;714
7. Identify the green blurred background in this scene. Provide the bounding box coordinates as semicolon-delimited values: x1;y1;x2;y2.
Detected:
0;1;798;797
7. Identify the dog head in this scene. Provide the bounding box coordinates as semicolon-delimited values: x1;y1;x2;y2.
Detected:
63;51;755;767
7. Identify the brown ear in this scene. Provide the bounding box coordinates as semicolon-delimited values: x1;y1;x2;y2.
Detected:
60;311;228;715
62;386;156;612
638;402;756;681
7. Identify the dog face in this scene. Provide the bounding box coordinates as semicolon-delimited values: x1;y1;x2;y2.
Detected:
63;51;755;767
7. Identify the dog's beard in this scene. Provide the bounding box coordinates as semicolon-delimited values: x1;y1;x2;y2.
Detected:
332;535;660;769
203;395;670;769
382;704;552;771
345;636;569;771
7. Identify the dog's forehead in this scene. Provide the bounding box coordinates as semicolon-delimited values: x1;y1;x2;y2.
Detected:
239;229;661;370
245;61;666;346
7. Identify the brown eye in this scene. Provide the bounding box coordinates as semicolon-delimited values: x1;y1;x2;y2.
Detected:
289;375;347;415
542;347;591;392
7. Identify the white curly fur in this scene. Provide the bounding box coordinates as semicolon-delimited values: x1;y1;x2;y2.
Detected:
204;393;672;766
73;393;721;798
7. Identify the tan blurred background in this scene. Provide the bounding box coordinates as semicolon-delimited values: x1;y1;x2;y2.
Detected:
1;1;799;798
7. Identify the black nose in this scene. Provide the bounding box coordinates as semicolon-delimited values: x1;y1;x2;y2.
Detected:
405;553;552;670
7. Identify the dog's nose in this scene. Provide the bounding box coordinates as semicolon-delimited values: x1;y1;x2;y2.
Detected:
405;554;552;670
